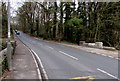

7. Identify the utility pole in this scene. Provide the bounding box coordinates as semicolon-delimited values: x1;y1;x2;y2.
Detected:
8;2;10;41
7;1;12;71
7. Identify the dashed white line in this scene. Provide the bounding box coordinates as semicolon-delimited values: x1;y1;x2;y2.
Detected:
47;46;54;49
97;68;119;79
115;58;120;60
59;51;78;60
116;58;120;60
108;56;114;58
96;53;100;54
102;54;107;56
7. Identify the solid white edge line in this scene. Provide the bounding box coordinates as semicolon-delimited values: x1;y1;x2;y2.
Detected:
28;49;42;80
97;68;119;79
31;49;49;79
23;44;42;80
59;51;78;60
21;39;48;79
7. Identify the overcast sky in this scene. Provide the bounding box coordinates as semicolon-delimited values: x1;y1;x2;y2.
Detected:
9;0;77;17
10;0;24;17
10;0;119;17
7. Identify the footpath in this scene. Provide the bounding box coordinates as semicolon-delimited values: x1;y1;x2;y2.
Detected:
2;36;40;80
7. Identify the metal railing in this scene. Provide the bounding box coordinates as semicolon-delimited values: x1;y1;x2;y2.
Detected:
0;48;8;77
0;41;16;80
0;1;16;80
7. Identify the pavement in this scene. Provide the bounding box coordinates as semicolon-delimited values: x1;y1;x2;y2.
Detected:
2;35;40;80
17;31;119;80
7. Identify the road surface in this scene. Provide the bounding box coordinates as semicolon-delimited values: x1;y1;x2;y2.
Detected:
17;32;119;80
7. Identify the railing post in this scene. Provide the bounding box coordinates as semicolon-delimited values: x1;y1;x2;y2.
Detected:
7;42;12;71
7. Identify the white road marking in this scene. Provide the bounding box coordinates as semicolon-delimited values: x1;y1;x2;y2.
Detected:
28;49;42;80
97;68;118;79
31;49;48;79
96;53;100;54
115;58;120;60
116;58;120;60
47;46;54;49
59;51;78;60
23;41;48;79
23;43;42;79
23;43;26;47
108;56;114;58
102;54;107;56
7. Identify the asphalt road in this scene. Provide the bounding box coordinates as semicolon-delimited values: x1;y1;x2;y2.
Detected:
17;32;119;80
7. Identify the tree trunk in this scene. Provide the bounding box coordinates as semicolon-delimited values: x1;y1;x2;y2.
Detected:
53;2;57;39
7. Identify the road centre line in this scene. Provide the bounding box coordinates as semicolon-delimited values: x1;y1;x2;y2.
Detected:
101;54;107;56
59;51;79;60
108;56;114;58
97;68;119;79
46;46;54;49
115;58;120;60
96;53;100;54
33;36;119;61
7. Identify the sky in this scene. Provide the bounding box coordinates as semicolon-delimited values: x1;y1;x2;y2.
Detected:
9;0;119;17
9;0;78;17
10;0;24;17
